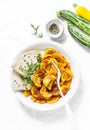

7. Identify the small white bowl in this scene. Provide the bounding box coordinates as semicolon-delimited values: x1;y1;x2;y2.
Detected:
46;19;64;40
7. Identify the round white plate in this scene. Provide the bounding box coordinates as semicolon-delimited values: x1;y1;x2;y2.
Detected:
12;40;80;111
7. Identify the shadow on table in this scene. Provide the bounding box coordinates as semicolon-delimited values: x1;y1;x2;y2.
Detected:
49;31;68;44
20;76;84;123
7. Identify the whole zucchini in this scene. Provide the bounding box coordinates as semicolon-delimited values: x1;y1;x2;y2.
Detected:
67;22;90;48
56;10;90;35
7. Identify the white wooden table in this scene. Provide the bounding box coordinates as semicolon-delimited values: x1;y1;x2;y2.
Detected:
0;0;90;129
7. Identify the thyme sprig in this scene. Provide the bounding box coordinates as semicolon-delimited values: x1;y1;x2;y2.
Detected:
21;53;42;85
31;24;43;38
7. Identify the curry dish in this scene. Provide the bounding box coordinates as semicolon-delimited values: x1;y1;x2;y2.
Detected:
23;48;73;104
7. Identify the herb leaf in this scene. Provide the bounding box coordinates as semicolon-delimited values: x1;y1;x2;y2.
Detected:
30;24;43;38
37;33;43;38
37;53;42;63
21;53;42;85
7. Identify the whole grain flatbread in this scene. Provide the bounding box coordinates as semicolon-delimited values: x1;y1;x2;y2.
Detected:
12;50;44;75
12;71;31;91
12;50;44;91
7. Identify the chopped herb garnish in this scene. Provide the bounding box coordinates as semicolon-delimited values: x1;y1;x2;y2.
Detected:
37;53;42;63
30;24;43;38
21;53;42;85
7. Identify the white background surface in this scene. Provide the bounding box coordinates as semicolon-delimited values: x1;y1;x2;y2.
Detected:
0;0;90;130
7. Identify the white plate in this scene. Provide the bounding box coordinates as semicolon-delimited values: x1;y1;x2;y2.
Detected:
12;40;80;111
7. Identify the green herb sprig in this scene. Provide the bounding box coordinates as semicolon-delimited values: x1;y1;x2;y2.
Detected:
21;53;42;86
31;24;43;38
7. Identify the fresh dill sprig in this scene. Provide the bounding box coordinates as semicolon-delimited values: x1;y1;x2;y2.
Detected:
30;24;43;38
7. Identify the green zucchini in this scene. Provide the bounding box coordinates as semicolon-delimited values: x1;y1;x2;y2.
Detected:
67;22;90;48
56;10;90;35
